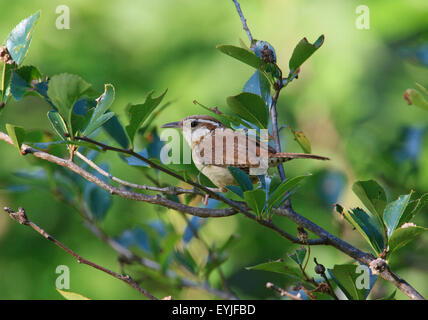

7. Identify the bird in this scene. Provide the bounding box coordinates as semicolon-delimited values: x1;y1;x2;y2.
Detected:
162;115;329;191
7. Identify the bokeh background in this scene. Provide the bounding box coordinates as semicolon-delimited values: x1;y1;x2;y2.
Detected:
0;0;428;299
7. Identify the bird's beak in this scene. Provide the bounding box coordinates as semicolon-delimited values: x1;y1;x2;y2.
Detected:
161;121;182;129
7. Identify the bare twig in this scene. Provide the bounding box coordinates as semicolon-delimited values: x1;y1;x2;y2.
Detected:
75;151;204;196
266;282;303;300
232;0;253;44
2;206;158;300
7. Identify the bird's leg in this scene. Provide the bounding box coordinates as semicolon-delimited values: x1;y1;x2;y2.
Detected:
202;187;226;206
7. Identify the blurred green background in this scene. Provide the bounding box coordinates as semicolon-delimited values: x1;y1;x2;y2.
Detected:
1;0;428;299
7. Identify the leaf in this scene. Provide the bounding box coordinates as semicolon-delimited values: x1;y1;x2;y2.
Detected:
383;193;412;238
227;167;253;191
398;193;428;227
352;180;387;225
244;189;266;216
6;123;25;154
291;129;311;153
288;247;307;265
388;225;428;255
5;11;40;66
266;175;310;213
378;290;396;300
226;185;244;198
226;92;268;128
289;35;324;73
1;63;14;102
47;73;92;136
102;115;129;148
216;45;267;71
47;111;69;140
218;235;240;253
56;289;90;300
343;207;386;255
328;264;372;300
246;260;303;281
83;167;112;221
243;70;272;106
10;65;43;100
82;84;115;136
404;88;428;111
125;89;167;147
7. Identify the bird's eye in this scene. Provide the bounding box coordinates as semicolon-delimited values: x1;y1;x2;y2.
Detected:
191;120;198;128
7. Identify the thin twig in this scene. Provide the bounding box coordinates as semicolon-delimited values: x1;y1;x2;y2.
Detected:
266;282;303;300
232;0;253;44
75;151;204;196
3;206;158;300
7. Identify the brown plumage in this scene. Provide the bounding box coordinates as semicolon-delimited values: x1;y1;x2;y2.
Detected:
162;115;329;188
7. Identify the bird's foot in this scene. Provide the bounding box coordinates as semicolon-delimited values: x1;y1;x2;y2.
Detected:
202;187;226;206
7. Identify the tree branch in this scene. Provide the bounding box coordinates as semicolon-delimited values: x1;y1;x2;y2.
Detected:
232;0;253;44
266;282;303;300
0;131;424;299
2;206;158;300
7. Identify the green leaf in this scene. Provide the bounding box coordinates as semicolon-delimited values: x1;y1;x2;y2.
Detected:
352;180;387;226
125;89;167;147
244;189;266;216
227;167;253;191
328;264;367;300
47;111;69;140
343;207;385;255
56;289;90;300
102;115;129;148
194;100;247;128
291;129;311;153
226;92;268;128
226;185;244;198
216;45;266;71
10;65;43;100
5;11;40;66
388;225;428;255
47;73;92;136
243;70;272;106
289;35;324;73
378;290;396;300
288;247;307;265
246;259;303;281
82;84;115;136
398;193;428;227
83;173;112;221
6;123;25;154
218;235;240;253
405;88;428;111
266;175;310;213
383;193;412;238
1;63;14;102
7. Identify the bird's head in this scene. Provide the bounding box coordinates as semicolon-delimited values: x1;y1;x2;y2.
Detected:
162;115;225;146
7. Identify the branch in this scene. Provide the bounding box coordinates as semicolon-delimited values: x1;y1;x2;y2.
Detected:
0;131;423;299
75;151;204;196
74;135;324;245
232;0;253;44
266;282;303;300
2;206;157;300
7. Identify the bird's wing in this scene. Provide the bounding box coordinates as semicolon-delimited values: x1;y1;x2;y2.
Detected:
193;128;273;168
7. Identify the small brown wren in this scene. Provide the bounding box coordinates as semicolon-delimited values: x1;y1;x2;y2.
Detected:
162;115;329;190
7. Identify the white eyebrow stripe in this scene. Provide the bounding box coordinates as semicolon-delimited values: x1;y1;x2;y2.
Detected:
194;119;221;126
